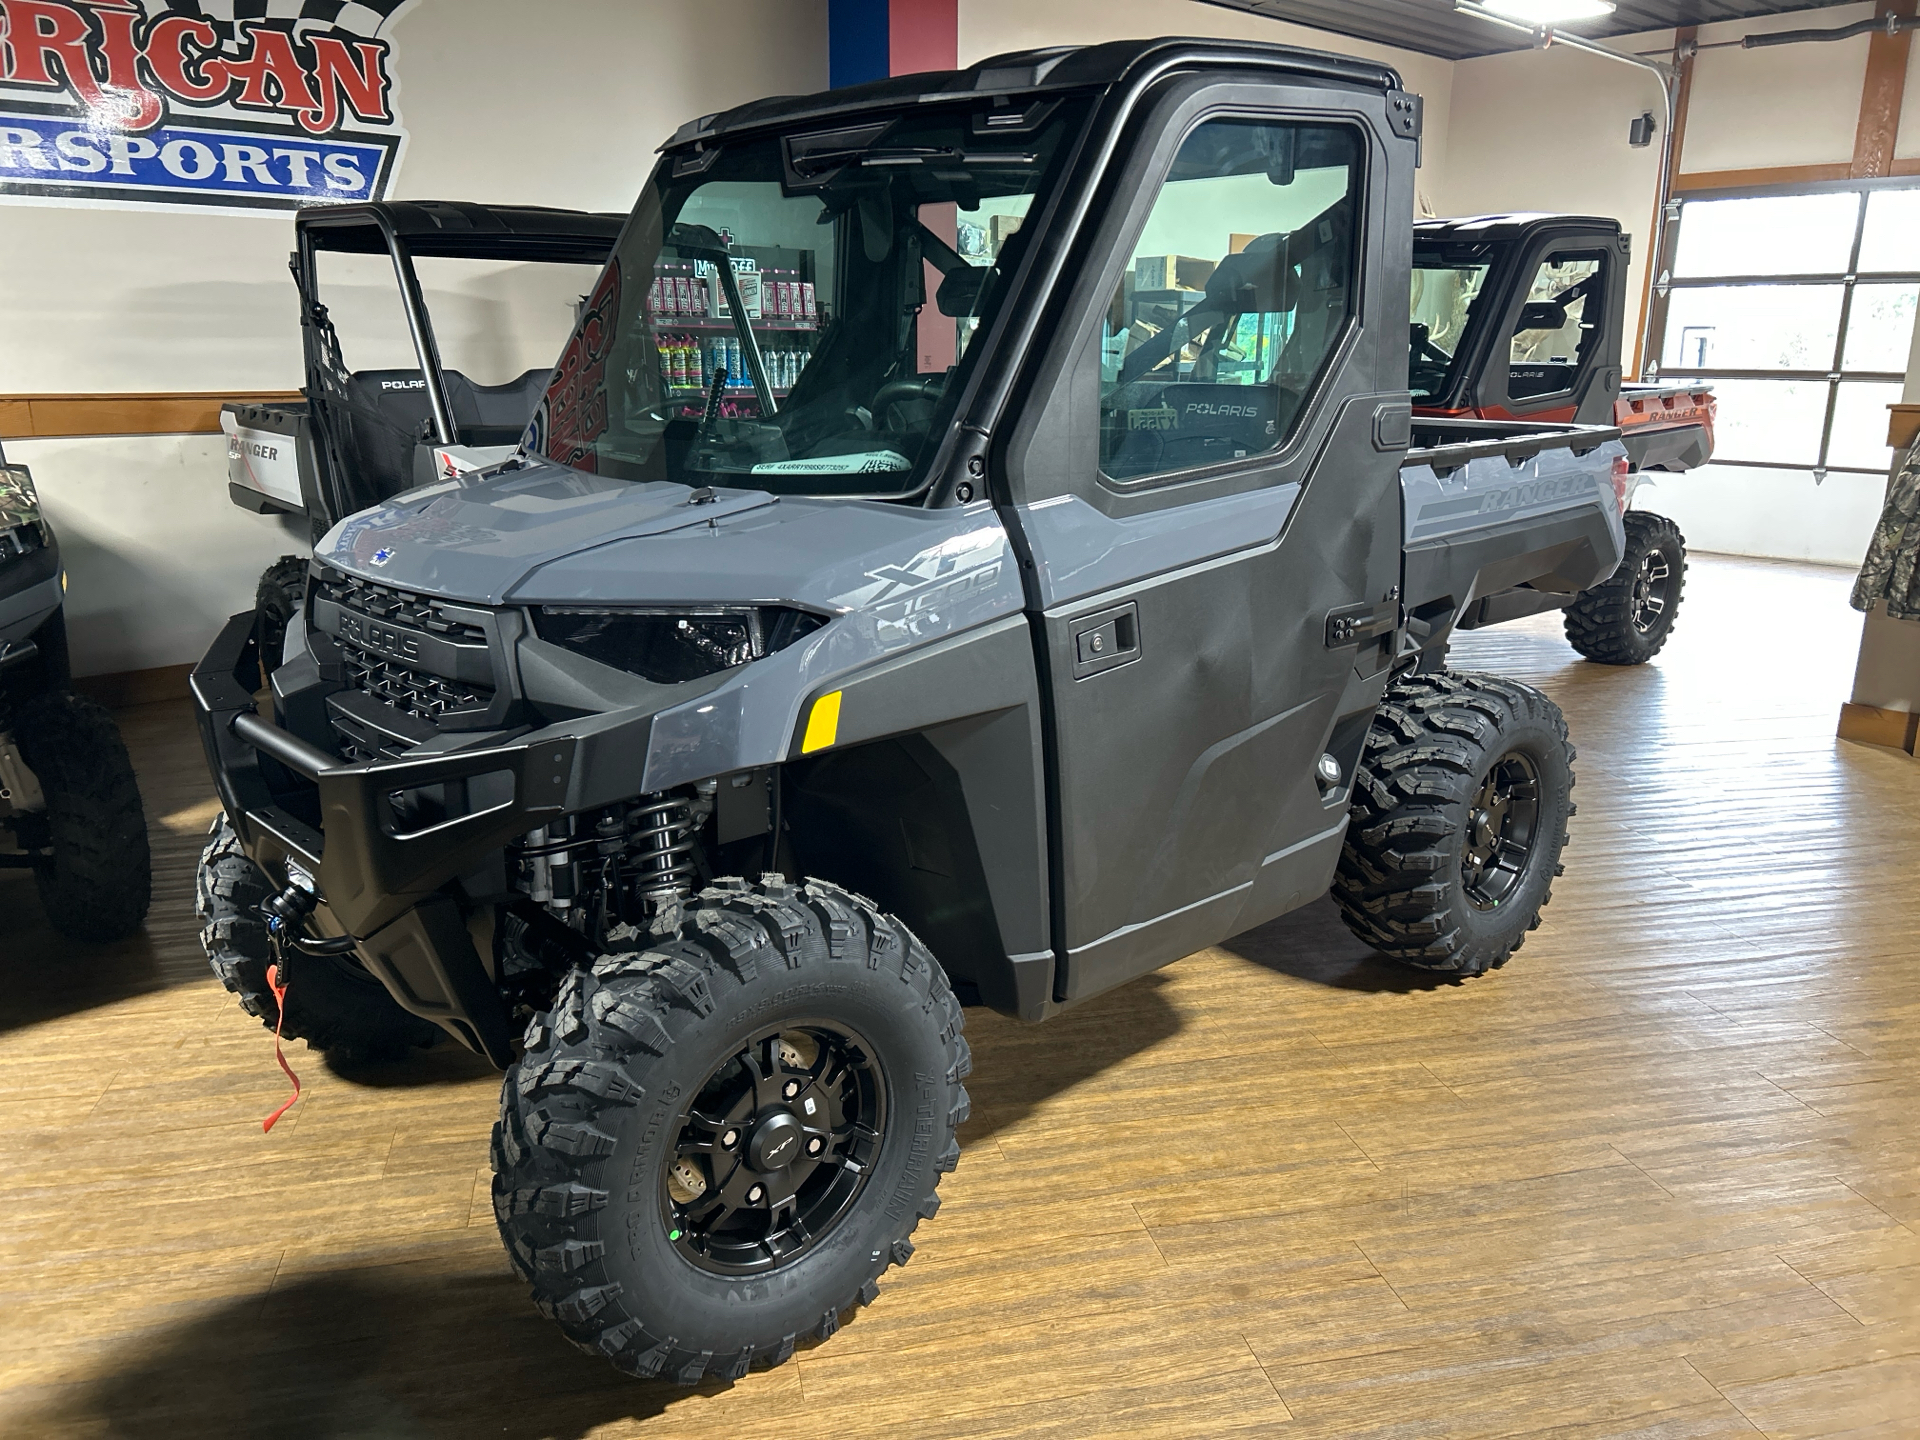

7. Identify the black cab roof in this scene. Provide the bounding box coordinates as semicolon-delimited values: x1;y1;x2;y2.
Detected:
665;37;1409;151
1416;214;1623;246
295;200;625;262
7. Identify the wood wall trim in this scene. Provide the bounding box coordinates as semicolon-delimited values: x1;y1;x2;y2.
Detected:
1673;162;1854;193
1855;0;1919;179
72;663;195;711
0;392;302;441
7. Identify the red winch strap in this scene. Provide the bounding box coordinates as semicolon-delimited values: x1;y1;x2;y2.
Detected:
262;961;302;1133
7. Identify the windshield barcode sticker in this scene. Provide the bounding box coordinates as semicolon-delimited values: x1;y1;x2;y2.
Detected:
751;452;913;476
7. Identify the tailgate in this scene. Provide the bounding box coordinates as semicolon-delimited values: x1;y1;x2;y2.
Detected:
1616;385;1715;473
223;401;308;515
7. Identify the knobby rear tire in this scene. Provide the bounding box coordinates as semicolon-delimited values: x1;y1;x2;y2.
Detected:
1564;510;1687;665
1333;670;1574;977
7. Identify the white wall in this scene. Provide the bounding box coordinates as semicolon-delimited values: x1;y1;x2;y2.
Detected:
1684;3;1872;173
1439;4;1888;569
1;0;829;676
957;0;1458;212
1440;38;1670;369
1635;467;1890;568
4;434;294;676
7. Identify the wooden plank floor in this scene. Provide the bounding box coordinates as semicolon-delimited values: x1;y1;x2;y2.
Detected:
3;553;1917;1439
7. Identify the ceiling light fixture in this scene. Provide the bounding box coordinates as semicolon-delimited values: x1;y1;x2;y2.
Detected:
1470;0;1617;23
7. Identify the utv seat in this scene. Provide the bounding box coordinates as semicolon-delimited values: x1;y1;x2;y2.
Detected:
333;368;549;506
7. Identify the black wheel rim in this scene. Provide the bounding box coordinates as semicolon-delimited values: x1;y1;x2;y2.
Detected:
664;1022;886;1276
1461;750;1541;911
1630;547;1675;635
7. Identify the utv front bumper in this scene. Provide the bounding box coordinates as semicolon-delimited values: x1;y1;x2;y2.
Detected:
192;609;583;1065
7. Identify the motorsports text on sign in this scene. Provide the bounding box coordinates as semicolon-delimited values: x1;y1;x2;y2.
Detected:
0;0;415;210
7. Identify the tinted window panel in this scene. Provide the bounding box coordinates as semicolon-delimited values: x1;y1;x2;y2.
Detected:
1508;252;1605;400
1097;120;1362;485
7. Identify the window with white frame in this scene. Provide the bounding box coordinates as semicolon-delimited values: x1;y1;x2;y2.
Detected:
1648;185;1920;480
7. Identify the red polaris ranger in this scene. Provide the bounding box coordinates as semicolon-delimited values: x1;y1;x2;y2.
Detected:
1412;213;1716;663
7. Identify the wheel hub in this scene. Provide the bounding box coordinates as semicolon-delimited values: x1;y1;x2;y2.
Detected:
664;1024;886;1276
1630;548;1672;635
1460;750;1542;912
748;1110;804;1170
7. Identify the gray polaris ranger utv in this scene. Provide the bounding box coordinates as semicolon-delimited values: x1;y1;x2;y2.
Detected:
1;450;151;942
193;38;1625;1382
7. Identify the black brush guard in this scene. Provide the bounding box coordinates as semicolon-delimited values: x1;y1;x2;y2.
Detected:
191;610;581;1065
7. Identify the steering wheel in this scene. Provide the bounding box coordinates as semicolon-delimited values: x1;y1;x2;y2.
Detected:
872;375;946;420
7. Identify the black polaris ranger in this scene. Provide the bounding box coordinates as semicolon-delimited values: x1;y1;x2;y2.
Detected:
1;449;151;942
193;38;1627;1382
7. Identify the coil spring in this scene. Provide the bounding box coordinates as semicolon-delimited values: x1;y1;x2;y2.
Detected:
630;796;696;906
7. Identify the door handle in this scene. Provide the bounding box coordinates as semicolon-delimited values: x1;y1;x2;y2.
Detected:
1069;602;1141;679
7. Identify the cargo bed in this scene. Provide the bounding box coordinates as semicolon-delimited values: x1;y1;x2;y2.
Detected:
1400;417;1628;645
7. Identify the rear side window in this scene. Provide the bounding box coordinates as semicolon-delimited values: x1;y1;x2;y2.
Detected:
1509;252;1605;400
1097;119;1362;484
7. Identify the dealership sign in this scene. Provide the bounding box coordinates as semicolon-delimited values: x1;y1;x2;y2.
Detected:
0;0;414;210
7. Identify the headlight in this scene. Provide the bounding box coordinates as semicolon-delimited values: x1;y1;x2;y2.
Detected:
0;466;48;565
533;605;828;685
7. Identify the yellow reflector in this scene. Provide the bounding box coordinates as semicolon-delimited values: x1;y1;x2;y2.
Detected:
801;690;842;753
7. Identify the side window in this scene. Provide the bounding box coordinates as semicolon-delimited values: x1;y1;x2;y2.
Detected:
1509;252;1605;400
1098;119;1363;484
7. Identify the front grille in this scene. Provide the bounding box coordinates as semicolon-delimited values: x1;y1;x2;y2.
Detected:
338;640;495;722
312;565;502;761
315;571;488;644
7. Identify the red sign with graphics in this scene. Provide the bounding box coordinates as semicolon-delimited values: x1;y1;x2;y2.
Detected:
0;1;413;209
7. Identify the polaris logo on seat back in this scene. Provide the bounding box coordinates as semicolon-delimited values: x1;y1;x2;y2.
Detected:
0;1;416;212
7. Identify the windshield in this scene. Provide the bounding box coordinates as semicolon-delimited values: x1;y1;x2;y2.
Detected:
531;99;1088;496
1409;254;1490;402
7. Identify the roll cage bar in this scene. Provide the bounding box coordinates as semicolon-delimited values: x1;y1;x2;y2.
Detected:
291;200;625;448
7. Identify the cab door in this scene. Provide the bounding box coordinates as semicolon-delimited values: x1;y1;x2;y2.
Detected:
1487;228;1631;425
999;80;1416;1007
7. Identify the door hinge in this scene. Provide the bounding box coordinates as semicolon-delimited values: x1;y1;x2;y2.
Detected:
1325;601;1400;649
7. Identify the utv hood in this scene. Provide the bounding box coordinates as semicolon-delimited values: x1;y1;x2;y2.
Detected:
316;460;778;604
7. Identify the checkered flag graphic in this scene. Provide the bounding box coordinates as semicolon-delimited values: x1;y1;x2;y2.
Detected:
159;0;415;45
